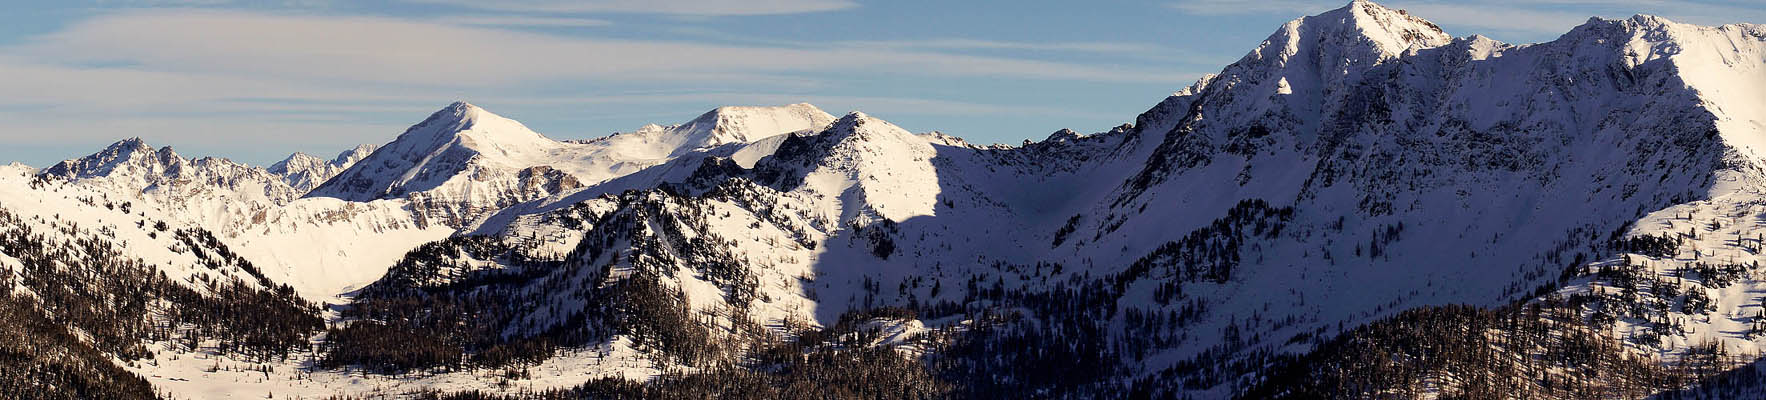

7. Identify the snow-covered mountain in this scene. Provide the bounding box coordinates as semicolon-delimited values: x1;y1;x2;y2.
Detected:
4;1;1766;398
28;138;454;301
307;101;835;228
268;144;379;194
41;137;301;204
36;138;311;231
591;102;837;157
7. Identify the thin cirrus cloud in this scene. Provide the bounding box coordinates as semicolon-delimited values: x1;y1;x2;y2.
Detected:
1166;0;1337;16
400;0;859;16
0;59;444;113
479;92;1124;120
836;39;1166;55
434;15;614;28
0;8;1190;164
12;10;1184;88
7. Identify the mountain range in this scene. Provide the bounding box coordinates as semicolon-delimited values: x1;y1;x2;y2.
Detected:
2;1;1765;398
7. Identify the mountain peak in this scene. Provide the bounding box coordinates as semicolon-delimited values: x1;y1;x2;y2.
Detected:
1244;0;1450;72
395;102;551;153
1315;0;1451;57
444;100;480;114
828;111;874;133
111;137;150;151
824;111;916;144
1172;0;1454;136
94;137;157;160
764;110;919;166
272;144;383;193
40;137;182;180
154;145;180;162
417;101;490;132
268;152;323;175
671;103;837;151
271;144;378;177
307;102;562;207
706;102;825;116
1046;128;1084;142
1564;13;1749;42
333;144;380;165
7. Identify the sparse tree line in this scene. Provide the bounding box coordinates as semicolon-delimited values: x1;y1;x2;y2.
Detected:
1231;226;1766;399
324;191;770;375
315;197;1305;399
1242;302;1691;399
0;204;322;399
1118;199;1295;301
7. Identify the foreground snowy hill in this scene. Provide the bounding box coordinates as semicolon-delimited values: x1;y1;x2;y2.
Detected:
3;1;1766;399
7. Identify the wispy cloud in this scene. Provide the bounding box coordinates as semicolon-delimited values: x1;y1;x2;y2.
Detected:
479;92;1131;120
95;0;236;5
0;110;409;164
0;58;429;112
435;15;613;28
400;0;858;17
1165;0;1337;16
0;8;1190;164
14;10;1182;87
837;39;1166;55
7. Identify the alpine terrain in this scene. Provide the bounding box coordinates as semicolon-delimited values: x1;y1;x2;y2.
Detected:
2;1;1765;399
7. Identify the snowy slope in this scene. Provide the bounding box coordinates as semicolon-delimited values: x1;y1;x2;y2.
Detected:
1514;13;1766;368
1497;14;1766;359
221;197;453;302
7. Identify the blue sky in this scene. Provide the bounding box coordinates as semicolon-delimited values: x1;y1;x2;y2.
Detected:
1;0;1761;166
